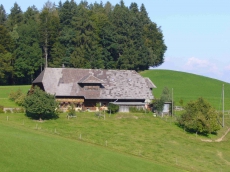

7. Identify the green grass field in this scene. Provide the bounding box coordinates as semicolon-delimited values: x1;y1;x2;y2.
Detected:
0;113;184;172
0;85;30;107
140;69;230;109
1;112;230;172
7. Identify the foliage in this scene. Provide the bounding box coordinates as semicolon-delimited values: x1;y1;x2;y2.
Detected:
129;106;148;113
23;86;59;120
152;98;164;113
152;87;171;114
107;103;119;114
67;103;76;117
177;97;221;134
0;1;166;85
12;107;25;113
9;88;26;106
0;105;4;113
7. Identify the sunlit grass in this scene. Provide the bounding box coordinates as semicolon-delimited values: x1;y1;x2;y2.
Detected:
1;112;230;171
140;69;230;109
0;85;30;107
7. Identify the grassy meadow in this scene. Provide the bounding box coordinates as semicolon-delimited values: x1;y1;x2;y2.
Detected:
0;85;30;107
140;69;230;109
1;112;230;172
0;113;183;172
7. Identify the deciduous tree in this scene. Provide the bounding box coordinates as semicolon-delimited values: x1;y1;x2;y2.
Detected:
23;86;59;120
178;97;221;134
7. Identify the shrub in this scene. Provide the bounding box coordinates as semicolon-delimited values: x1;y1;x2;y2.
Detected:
177;97;221;134
12;108;25;113
68;103;76;117
107;103;119;114
0;105;4;113
15;94;26;106
23;86;59;120
6;109;11;113
9;89;26;106
130;107;147;113
9;89;23;101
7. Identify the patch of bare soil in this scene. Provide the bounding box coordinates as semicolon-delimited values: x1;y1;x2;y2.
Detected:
201;128;230;142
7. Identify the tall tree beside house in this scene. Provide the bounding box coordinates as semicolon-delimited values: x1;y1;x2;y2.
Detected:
13;7;42;84
70;2;103;69
39;1;60;69
57;0;78;67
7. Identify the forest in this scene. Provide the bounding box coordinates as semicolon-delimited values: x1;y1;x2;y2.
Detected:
0;0;167;85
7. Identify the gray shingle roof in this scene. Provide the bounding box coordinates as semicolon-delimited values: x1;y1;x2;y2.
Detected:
33;68;155;100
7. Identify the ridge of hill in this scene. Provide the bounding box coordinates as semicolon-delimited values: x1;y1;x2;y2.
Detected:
140;69;230;109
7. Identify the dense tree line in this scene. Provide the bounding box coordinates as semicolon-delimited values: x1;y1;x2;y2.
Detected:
0;0;167;85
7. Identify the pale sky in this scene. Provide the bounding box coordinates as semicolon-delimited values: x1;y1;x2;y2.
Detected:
3;0;230;82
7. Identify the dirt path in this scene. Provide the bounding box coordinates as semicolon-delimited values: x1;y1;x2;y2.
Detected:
201;128;230;142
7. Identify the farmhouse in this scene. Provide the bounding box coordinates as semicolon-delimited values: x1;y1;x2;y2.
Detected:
32;68;156;112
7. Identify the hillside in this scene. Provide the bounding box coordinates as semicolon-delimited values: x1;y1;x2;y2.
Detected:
1;112;230;171
0;113;183;172
140;69;230;109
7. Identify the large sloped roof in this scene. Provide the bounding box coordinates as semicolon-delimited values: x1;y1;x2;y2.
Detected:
32;68;155;100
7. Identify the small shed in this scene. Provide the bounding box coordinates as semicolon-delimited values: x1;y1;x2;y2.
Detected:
110;102;146;112
162;101;172;116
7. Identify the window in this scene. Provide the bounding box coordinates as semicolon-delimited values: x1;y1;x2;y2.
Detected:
84;85;99;90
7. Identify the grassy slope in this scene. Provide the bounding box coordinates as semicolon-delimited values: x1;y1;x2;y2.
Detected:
0;117;182;172
1;112;230;172
0;85;30;107
140;69;230;109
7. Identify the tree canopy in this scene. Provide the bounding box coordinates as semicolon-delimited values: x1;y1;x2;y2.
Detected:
23;86;59;120
177;97;221;135
0;1;167;85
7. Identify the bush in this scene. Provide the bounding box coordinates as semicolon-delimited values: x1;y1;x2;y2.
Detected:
12;108;25;113
107;103;119;114
0;105;4;113
9;89;23;101
177;97;221;134
130;107;147;113
9;89;26;106
68;103;76;117
15;94;26;106
6;109;11;113
23;86;59;120
152;98;164;113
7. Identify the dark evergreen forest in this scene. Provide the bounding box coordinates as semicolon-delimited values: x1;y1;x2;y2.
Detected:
0;0;167;85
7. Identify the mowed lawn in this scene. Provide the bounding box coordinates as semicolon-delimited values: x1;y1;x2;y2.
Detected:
0;116;183;172
1;112;230;172
140;69;230;109
0;85;30;107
